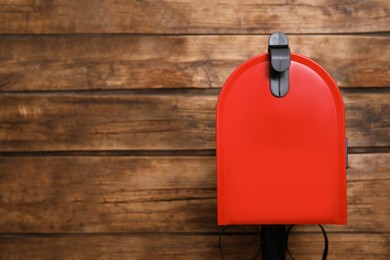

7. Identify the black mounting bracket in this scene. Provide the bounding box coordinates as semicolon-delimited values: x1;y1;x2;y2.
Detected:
268;32;291;98
261;225;286;260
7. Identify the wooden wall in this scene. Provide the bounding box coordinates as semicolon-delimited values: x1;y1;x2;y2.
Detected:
0;1;389;259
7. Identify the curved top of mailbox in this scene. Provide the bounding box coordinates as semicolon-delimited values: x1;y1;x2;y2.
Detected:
217;53;344;114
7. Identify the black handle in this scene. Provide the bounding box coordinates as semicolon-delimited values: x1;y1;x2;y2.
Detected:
268;32;291;98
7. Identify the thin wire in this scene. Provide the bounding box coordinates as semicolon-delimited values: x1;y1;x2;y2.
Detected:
286;224;329;260
319;224;329;260
286;225;295;260
219;226;229;260
219;225;261;260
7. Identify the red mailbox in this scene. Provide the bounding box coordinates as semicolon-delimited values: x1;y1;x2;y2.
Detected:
216;33;347;227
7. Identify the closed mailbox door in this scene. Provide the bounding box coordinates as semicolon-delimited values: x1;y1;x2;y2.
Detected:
217;53;347;225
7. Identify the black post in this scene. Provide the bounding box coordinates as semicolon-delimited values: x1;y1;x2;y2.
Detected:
261;225;286;260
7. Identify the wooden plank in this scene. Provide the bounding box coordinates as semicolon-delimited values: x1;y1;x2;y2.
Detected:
344;91;390;148
0;154;389;233
347;153;390;181
0;91;388;151
287;233;390;260
0;156;218;233
0;0;388;34
0;36;388;91
0;233;389;259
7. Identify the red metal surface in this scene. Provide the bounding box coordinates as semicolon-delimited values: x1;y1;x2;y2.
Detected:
217;53;347;225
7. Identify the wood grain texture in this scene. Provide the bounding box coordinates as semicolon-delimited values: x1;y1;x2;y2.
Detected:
1;154;389;233
0;0;389;34
0;0;389;259
0;233;389;260
0;36;389;91
0;91;388;151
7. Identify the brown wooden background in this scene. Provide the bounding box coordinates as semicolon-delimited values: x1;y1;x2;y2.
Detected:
0;0;389;259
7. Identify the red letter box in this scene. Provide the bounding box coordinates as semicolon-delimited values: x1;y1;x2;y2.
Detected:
216;33;347;226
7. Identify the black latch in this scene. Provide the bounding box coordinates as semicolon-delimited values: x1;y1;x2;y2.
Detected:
268;32;291;98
